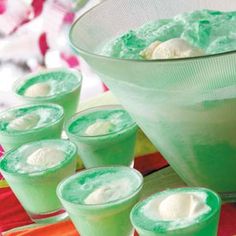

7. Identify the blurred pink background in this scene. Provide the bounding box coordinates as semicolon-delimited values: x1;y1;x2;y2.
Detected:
0;0;106;112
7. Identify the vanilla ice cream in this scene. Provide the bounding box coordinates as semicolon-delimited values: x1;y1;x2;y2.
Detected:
24;82;51;97
8;113;40;131
26;147;65;168
85;119;115;136
140;38;204;59
143;192;210;221
84;178;131;204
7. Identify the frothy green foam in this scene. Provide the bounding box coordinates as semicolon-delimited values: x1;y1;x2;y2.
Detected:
16;70;81;98
0;104;63;133
68;108;135;137
101;10;236;59
0;139;77;174
59;167;143;205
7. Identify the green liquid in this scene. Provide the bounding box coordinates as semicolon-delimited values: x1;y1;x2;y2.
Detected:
69;3;236;199
133;95;236;193
65;106;138;168
57;166;143;236
68;109;133;135
0;139;77;216
0;104;64;151
15;69;82;121
102;10;236;59
131;188;221;236
0;104;62;133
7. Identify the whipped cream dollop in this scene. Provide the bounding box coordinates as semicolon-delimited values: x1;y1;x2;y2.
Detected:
8;113;40;131
24;82;51;97
143;192;210;221
140;38;204;59
85;119;115;136
84;178;131;204
26;147;65;168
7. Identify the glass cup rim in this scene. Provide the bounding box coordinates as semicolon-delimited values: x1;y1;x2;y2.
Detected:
0;139;77;177
0;103;64;136
130;187;221;232
57;165;144;208
13;68;82;101
64;104;137;140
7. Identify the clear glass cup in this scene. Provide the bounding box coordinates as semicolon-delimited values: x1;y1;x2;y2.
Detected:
69;0;236;200
13;68;82;121
65;105;138;168
57;166;143;236
0;139;77;223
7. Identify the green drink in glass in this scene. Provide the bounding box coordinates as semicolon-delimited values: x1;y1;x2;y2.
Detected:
57;166;143;236
65;105;138;168
13;68;82;121
0;103;64;151
0;139;77;223
131;187;221;236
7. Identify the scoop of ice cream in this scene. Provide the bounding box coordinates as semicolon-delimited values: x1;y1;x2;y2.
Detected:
84;179;131;204
140;41;162;59
143;192;210;221
85;120;115;136
24;82;51;97
26;147;65;168
141;38;204;59
158;193;208;220
8;113;40;131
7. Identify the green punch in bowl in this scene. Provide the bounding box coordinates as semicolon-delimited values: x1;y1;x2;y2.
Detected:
69;0;236;200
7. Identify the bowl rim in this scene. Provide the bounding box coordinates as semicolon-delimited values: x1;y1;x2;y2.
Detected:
69;0;236;64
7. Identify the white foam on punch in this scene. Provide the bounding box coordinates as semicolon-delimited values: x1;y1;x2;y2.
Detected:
85;119;115;136
26;147;65;168
8;113;40;131
24;82;51;97
84;178;132;204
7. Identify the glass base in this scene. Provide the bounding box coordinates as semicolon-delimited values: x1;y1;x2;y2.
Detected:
220;192;236;203
28;208;68;223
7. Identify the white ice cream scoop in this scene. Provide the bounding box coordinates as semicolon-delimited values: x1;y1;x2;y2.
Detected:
84;179;131;204
24;82;51;97
27;147;65;168
141;38;204;59
85;119;115;136
143;192;210;221
158;193;208;220
8;113;40;131
85;185;117;204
